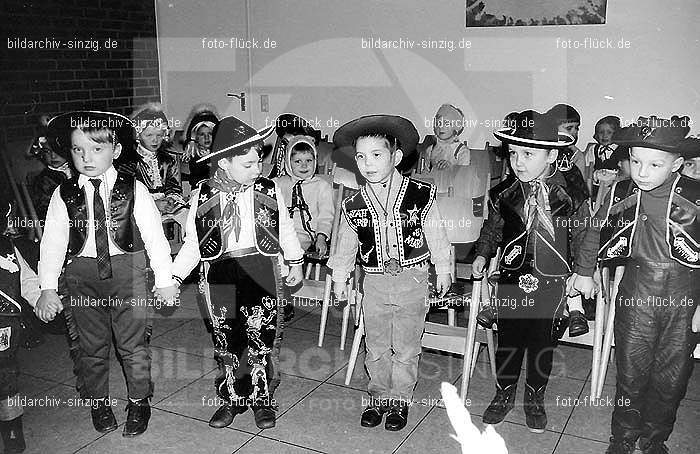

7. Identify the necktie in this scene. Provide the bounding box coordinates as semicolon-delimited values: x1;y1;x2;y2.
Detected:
221;192;242;244
90;179;112;279
526;180;556;241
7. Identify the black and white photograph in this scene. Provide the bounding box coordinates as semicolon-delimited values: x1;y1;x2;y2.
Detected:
0;0;698;453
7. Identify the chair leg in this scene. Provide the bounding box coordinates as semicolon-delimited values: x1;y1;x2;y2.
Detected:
461;278;482;401
305;263;313;279
318;276;333;348
470;343;480;377
345;314;364;385
340;293;351;351
486;328;497;380
314;263;321;281
447;308;456;327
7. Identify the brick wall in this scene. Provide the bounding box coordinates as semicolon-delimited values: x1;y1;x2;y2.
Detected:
0;0;161;143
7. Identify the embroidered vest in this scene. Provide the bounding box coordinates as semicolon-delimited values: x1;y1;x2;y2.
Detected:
343;177;435;273
0;238;21;316
598;174;700;267
195;177;281;260
60;173;145;257
495;172;587;277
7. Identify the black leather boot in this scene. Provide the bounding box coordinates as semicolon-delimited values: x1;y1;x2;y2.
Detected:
605;436;636;454
208;403;247;428
0;416;26;453
123;398;151;437
523;384;547;433
568;310;589;337
482;383;517;425
384;404;409;431
252;405;276;430
476;305;497;329
639;437;670;454
90;399;117;433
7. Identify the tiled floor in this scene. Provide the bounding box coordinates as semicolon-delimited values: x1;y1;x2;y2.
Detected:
10;285;700;454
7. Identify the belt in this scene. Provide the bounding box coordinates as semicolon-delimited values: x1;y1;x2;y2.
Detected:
363;259;428;276
212;247;258;263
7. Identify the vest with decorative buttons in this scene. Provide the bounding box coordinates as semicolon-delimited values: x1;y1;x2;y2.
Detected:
195;177;281;260
343;177;435;274
598;174;700;267
60;172;145;257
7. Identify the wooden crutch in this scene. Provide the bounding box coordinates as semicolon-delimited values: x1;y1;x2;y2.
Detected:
596;264;625;397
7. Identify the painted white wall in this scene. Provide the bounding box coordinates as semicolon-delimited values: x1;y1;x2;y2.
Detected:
156;0;700;147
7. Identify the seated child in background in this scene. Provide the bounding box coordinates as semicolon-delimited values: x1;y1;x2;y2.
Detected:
679;136;700;180
547;104;586;176
273;136;334;256
29;128;73;221
128;103;186;217
267;114;321;178
585;116;622;201
182;104;219;186
421;104;470;171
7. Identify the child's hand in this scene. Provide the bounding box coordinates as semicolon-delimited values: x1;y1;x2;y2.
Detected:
436;273;452;297
472;256;487;278
332;280;347;300
285;264;303;286
692;306;699;333
315;234;328;257
155;285;180;306
35;290;63;322
569;274;596;299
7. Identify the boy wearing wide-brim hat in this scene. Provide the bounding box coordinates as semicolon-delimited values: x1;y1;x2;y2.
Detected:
328;115;452;431
678;136;700;180
36;111;178;437
172;116;304;430
472;110;589;433
570;116;700;454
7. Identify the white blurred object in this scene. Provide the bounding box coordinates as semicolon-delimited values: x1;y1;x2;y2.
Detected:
441;382;508;454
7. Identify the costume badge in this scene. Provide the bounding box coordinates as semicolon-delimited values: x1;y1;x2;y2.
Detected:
0;253;18;273
519;274;539;293
607;236;628;258
0;326;10;351
504;246;522;265
405;228;424;248
674;237;699;263
256;207;272;226
384;258;402;276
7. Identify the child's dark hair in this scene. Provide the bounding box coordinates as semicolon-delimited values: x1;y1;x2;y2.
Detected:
595;115;621;131
353;133;401;153
549;103;581;125
290;142;315;156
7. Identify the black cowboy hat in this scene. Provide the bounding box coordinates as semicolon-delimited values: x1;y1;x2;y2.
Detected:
274;113;321;143
46;111;135;159
493;110;574;149
332;114;419;169
677;136;700;160
613;115;691;153
197;116;275;163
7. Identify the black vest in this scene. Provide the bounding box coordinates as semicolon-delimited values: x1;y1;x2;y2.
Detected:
0;237;21;316
493;171;588;277
343;177;435;273
195;177;281;260
598;174;700;267
59;172;145;257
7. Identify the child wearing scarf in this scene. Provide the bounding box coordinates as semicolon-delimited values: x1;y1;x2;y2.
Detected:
423;104;470;170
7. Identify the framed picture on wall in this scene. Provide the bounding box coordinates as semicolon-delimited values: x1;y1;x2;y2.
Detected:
466;0;607;27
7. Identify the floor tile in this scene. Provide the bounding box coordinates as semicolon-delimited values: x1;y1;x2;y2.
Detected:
554;434;609;454
278;328;349;381
150;318;212;358
235;436;325;453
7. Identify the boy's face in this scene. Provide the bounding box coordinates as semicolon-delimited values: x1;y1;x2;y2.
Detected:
196;125;213;150
509;144;557;182
558;121;580;142
139;125;165;152
290;150;316;179
355;136;403;184
71;129;121;177
42;148;68;168
218;146;262;186
594;123;615;145
681;157;700;181
629;147;683;191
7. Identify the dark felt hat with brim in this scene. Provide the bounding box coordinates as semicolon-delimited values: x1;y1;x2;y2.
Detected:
198;116;275;163
677;137;700;159
332;115;419;169
274;113;321;143
47;110;135;159
613;116;691;154
493;110;574;149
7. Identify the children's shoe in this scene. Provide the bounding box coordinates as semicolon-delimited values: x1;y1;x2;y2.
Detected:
90;399;118;433
384;405;408;431
208;404;247;428
360;405;385;428
0;416;26;453
605;437;636;454
476;306;497;329
639;438;670;454
568;310;589;337
482;383;517;425
123;398;151;437
252;405;276;429
523;384;547;433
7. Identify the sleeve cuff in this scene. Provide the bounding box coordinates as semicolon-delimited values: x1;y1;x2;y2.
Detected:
287;257;304;266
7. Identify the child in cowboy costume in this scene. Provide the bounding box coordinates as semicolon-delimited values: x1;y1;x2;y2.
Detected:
172;116;304;430
569;116;700;454
328;115;452;431
472;110;590;433
36;111;178;437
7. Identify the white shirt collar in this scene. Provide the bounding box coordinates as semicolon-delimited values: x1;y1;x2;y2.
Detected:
78;165;118;189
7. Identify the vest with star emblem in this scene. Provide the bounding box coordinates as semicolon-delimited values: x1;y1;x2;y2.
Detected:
598;174;700;267
60;172;145;257
195;177;281;260
0;237;21;318
343;177;434;273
